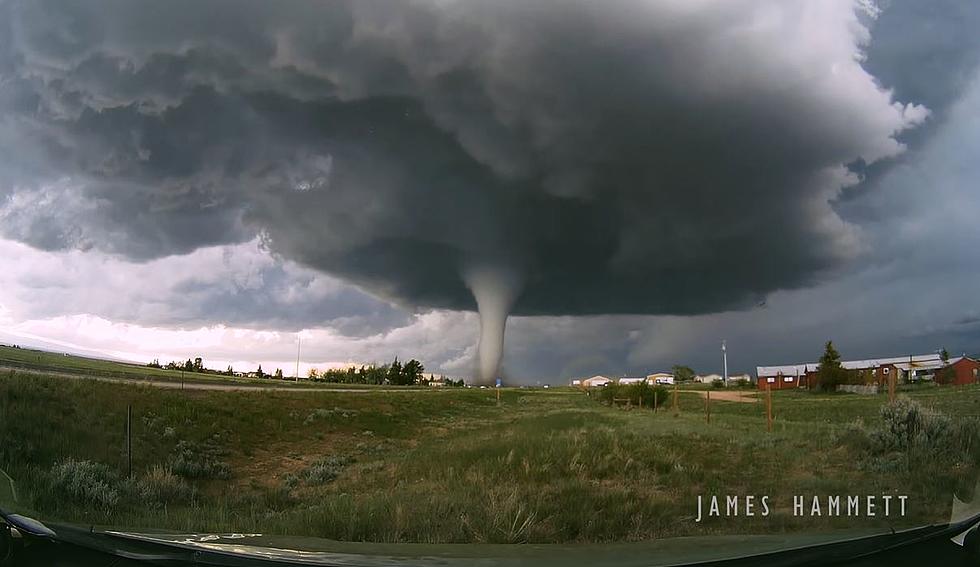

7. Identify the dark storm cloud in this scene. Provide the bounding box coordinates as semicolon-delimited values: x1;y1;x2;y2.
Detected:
838;0;980;211
0;0;928;319
863;0;980;126
166;263;412;335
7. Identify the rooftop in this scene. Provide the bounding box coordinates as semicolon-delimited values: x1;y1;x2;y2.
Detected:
757;353;944;377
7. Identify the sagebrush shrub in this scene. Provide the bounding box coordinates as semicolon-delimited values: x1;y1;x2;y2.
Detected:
168;441;232;480
136;466;194;505
305;455;353;485
48;458;120;510
860;397;979;482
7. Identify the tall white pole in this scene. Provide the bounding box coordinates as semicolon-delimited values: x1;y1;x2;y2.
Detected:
722;340;728;385
295;336;301;381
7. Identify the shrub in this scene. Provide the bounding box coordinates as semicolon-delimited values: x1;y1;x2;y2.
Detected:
280;472;300;490
47;459;120;510
169;441;232;480
871;397;926;451
869;397;955;453
136;466;195;505
305;455;353;485
596;383;668;408
711;379;725;389
304;407;359;424
856;398;979;481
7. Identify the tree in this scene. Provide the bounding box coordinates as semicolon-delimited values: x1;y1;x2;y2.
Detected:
388;357;403;385
226;365;234;376
937;348;954;385
308;368;320;380
671;365;695;382
147;358;161;368
256;364;265;379
184;359;194;372
817;341;847;392
274;368;284;380
402;359;424;385
193;357;204;372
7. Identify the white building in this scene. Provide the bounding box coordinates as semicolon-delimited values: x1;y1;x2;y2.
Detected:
694;373;722;383
646;372;674;385
581;375;613;388
618;376;646;385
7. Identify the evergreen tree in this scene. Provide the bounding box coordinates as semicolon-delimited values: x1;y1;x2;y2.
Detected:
388;358;402;385
817;341;846;392
402;359;424;385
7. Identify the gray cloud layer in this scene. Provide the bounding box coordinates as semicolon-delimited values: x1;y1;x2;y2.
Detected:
1;0;928;319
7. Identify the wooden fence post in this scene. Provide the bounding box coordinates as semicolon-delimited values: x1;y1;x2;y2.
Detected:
653;390;658;413
705;390;711;424
673;384;679;416
126;404;133;479
766;384;773;433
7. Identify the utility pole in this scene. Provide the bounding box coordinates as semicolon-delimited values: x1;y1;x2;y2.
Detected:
722;340;728;386
295;336;301;382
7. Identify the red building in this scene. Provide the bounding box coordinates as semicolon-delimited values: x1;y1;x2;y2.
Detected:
756;364;810;390
935;357;980;386
755;353;978;390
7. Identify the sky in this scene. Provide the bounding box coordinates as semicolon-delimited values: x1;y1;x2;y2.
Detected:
2;0;980;383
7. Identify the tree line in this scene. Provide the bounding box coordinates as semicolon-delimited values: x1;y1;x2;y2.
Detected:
307;358;462;386
146;357;293;381
147;355;452;386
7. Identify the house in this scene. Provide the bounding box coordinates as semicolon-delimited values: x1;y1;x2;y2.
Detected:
570;379;582;387
694;373;722;383
757;353;949;390
581;375;613;388
756;365;808;390
618;376;646;385
934;356;980;386
646;372;674;385
728;373;752;384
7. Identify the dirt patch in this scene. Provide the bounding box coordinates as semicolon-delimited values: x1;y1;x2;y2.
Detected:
229;435;345;489
692;390;759;403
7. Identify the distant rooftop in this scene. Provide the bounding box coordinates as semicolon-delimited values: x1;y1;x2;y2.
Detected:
757;353;943;377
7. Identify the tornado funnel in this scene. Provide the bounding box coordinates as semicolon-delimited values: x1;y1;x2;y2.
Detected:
463;264;524;384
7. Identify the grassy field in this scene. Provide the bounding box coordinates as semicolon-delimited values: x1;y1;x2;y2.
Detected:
0;345;402;389
1;369;978;544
